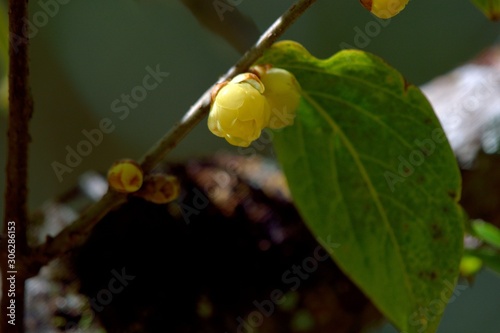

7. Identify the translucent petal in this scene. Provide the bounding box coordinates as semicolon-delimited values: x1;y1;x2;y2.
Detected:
208;109;224;137
216;106;239;130
216;84;246;110
225;134;252;147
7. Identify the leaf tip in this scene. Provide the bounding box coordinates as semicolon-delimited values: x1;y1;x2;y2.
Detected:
272;40;310;55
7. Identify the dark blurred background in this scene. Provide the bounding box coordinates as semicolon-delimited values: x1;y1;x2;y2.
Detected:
1;0;500;332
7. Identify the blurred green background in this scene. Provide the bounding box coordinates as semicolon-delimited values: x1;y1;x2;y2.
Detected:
1;0;499;332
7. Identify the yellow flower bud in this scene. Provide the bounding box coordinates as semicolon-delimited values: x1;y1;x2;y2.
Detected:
360;0;409;19
208;73;270;147
259;68;301;129
107;159;143;193
134;174;180;204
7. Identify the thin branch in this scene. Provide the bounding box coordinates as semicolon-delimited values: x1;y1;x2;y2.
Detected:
1;0;33;331
140;0;317;173
30;191;127;265
30;0;317;271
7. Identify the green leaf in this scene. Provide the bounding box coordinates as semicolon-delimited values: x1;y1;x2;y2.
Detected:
470;0;500;20
255;41;464;333
471;220;500;249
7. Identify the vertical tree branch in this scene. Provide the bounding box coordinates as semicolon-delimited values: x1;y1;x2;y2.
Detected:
1;0;33;331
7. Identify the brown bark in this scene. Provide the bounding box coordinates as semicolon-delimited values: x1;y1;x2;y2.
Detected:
1;0;33;332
